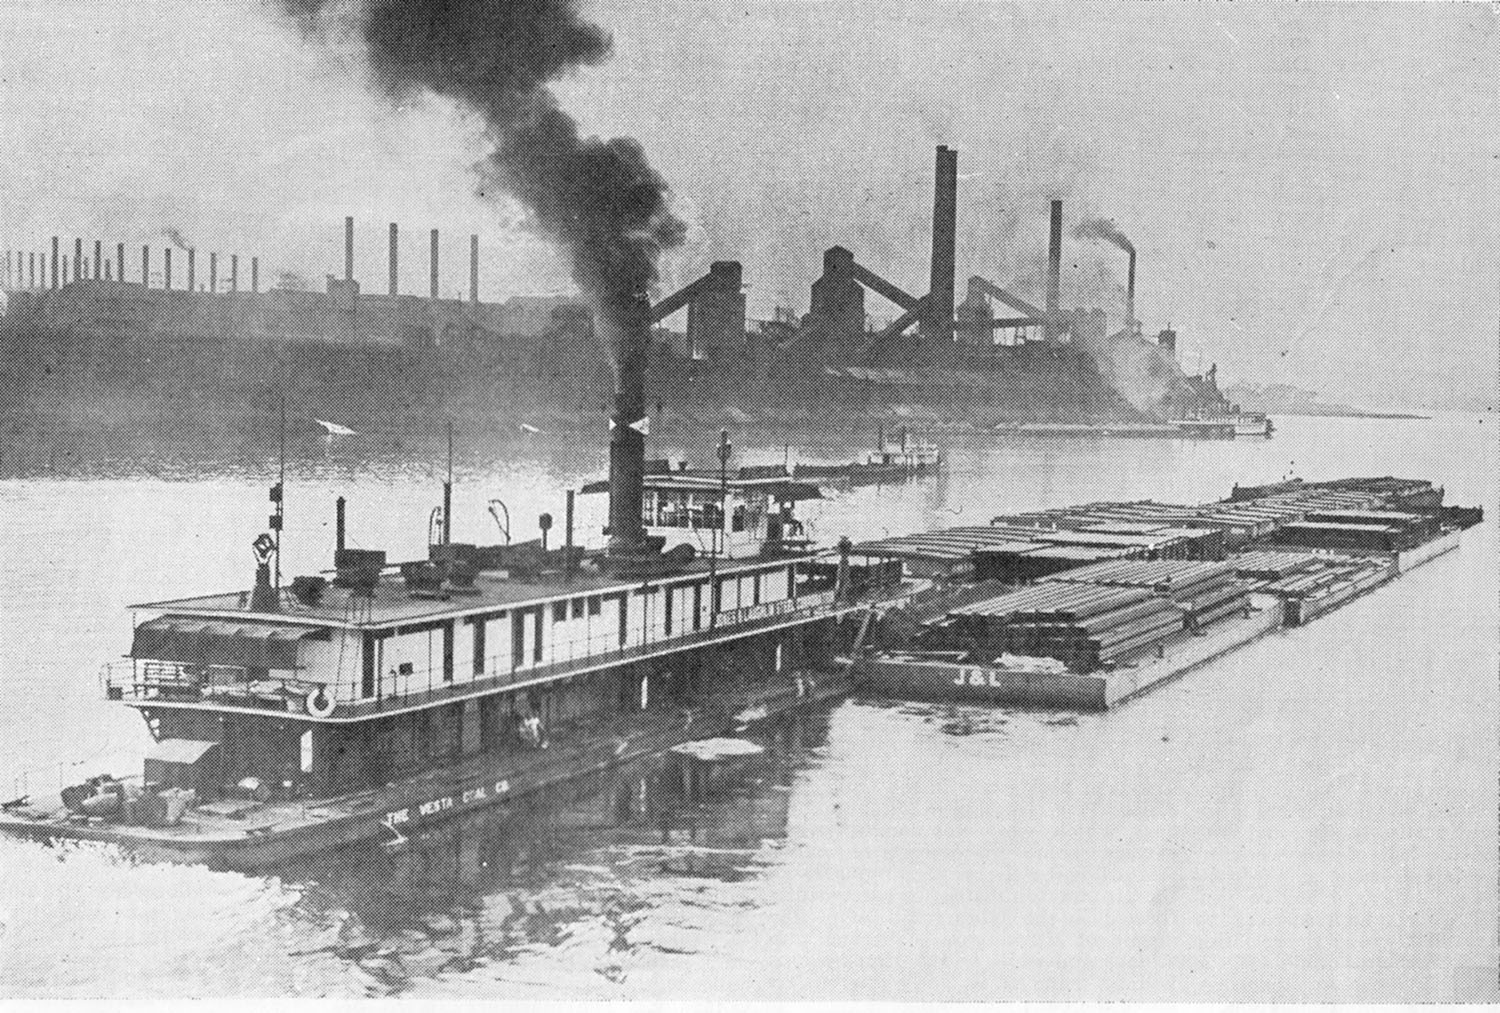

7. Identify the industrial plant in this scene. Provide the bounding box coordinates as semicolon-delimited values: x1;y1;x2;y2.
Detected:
1;146;1237;441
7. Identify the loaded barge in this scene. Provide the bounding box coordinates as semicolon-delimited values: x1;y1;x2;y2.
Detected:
855;475;1481;710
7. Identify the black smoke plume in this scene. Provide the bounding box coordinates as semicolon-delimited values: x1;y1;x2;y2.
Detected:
277;0;685;347
1073;216;1134;255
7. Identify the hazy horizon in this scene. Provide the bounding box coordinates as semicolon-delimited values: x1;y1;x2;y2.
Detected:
1;1;1494;411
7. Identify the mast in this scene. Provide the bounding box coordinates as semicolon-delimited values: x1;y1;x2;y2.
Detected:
273;393;286;590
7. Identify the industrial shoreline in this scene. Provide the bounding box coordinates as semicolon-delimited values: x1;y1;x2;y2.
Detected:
1;147;1249;442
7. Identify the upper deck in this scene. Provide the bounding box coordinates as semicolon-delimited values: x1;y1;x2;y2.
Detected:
110;551;901;723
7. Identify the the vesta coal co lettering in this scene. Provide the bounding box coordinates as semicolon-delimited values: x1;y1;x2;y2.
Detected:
382;779;512;827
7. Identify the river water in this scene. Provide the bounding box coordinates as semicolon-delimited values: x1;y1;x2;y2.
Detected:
0;413;1494;1000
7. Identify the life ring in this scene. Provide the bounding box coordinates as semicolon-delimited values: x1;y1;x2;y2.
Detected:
306;687;336;718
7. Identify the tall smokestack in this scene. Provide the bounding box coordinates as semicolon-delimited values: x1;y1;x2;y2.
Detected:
388;223;398;295
429;228;439;299
606;298;651;557
187;248;195;291
231;253;239;292
73;238;83;283
344;215;354;282
116;243;124;285
165;248;173;290
1126;248;1136;331
209;252;218;294
93;240;101;280
252;256;259;293
1044;198;1062;342
50;238;57;289
469;234;478;303
29;251;36;288
335;496;346;554
924;144;958;342
141;245;149;286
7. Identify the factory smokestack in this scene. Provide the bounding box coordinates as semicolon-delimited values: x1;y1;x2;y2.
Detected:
164;247;172;290
279;0;685;562
388;223;398;296
116;243;125;286
430;228;439;300
50;238;57;289
1127;249;1136;331
345;216;354;282
924;145;958;342
469;234;479;303
1044;199;1062;343
73;238;83;283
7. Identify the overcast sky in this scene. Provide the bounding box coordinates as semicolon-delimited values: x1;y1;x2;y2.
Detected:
1;1;1494;408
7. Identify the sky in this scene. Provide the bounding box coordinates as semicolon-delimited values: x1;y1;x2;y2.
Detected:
0;1;1494;409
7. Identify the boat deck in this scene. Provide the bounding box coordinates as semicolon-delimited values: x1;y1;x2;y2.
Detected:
0;674;852;862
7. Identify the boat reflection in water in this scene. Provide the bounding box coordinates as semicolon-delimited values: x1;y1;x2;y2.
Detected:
272;705;830;990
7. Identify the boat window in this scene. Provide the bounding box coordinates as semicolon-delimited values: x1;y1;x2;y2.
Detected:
553;601;568;623
473;621;486;676
732;505;746;532
587;595;602;617
571;597;585;619
397;661;414;676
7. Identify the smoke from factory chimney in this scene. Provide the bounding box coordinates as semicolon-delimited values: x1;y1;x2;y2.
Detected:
277;0;686;562
924;145;958;342
1073;216;1137;329
1044;199;1062;342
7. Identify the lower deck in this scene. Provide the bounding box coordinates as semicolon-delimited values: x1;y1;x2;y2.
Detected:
0;668;853;869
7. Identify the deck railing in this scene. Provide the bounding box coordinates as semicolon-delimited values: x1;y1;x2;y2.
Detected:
101;660;320;712
103;581;917;719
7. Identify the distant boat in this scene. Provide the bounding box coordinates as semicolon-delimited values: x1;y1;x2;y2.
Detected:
314;419;358;437
518;423;541;434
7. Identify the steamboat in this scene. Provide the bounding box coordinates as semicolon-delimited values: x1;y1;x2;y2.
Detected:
0;292;907;870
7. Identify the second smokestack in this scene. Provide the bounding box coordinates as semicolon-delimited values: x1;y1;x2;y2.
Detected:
430;228;439;299
924;145;958;342
1044;199;1063;343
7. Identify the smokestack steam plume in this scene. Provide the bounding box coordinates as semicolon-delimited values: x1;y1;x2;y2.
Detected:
279;0;685;556
1074;217;1136;328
